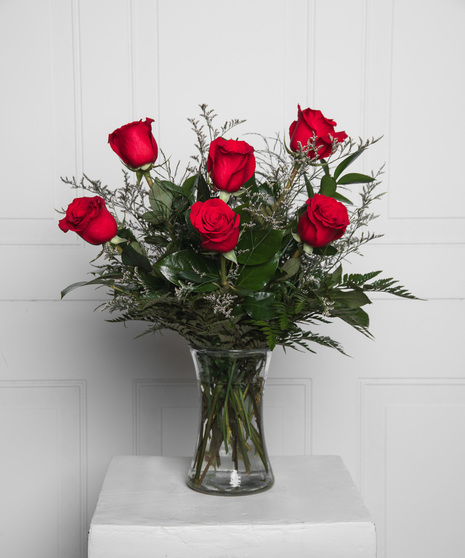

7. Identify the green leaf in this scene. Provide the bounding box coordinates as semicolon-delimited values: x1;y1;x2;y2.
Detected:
327;265;343;287
234;204;252;225
303;243;314;255
144;234;170;247
362;277;419;300
60;274;123;298
149;179;173;223
109;235;128;245
304;175;314;198
278;257;300;281
236;253;280;291
121;242;152;272
181;175;198;203
155;250;219;287
60;280;94;299
313;245;338;256
333;146;366;180
331;289;372;308
337;172;374;185
172;196;188;212
242;292;278;320
332;192;353;205
141;211;163;224
117;227;137;242
236;229;283;266
320;175;337;197
242;174;256;189
343;271;382;286
196;174;211;202
338;307;371;331
159;180;181;196
223;250;237;264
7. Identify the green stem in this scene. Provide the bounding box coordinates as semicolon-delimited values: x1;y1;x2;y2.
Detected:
198;433;225;486
274;161;301;209
222;362;236;454
220;254;227;287
144;174;153;188
194;384;222;482
247;380;269;472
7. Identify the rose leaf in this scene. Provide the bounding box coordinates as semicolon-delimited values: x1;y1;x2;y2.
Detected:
337;173;375;185
320;175;337;197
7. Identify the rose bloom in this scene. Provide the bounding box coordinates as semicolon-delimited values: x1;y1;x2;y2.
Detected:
207;137;255;193
289;105;347;160
297;194;349;248
108;118;158;170
59;196;117;245
190;198;240;253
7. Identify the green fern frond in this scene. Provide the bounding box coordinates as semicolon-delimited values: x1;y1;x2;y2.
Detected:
363;278;418;299
342;271;382;287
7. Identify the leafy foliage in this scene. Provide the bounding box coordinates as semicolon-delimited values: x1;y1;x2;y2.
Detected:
61;106;417;352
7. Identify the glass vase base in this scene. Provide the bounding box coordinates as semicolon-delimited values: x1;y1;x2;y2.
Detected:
187;347;274;496
187;469;274;496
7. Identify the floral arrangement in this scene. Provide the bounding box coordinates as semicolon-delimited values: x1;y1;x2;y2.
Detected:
59;104;415;353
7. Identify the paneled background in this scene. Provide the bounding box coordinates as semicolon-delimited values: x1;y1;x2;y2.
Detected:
0;1;464;557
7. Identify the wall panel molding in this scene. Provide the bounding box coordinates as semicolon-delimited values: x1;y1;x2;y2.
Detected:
0;0;79;246
364;0;465;245
359;378;465;558
0;380;87;558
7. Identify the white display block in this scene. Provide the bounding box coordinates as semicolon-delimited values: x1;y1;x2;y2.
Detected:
88;455;376;558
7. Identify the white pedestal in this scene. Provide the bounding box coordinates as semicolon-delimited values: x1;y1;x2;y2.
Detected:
88;455;376;558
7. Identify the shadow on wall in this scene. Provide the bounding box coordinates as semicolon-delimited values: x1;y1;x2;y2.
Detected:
98;318;193;381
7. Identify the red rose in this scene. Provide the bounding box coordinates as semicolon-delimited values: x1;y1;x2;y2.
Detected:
207;137;255;193
297;194;349;248
190;199;240;253
108;118;158;170
59;196;117;245
289;105;347;160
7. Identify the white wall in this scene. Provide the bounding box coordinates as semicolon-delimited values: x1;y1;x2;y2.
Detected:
0;1;464;557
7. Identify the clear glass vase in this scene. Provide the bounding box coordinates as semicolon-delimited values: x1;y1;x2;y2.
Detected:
187;348;274;495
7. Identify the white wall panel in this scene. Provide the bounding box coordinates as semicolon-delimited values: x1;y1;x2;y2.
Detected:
360;380;465;558
0;381;86;558
79;0;135;183
312;0;368;137
156;0;308;168
364;0;465;245
388;0;465;220
0;0;77;245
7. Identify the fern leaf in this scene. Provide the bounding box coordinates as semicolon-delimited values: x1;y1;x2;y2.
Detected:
364;278;418;299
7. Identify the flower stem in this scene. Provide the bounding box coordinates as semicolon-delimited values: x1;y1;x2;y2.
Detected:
194;384;222;483
220;254;227;286
274;161;301;209
144;174;153;188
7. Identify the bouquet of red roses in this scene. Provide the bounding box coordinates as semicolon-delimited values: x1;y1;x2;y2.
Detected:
60;104;414;352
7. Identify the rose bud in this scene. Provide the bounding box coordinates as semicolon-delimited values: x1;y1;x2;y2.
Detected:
297;194;349;248
190;198;240;253
108;118;158;170
289;105;347;160
59;196;117;245
207;137;255;193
